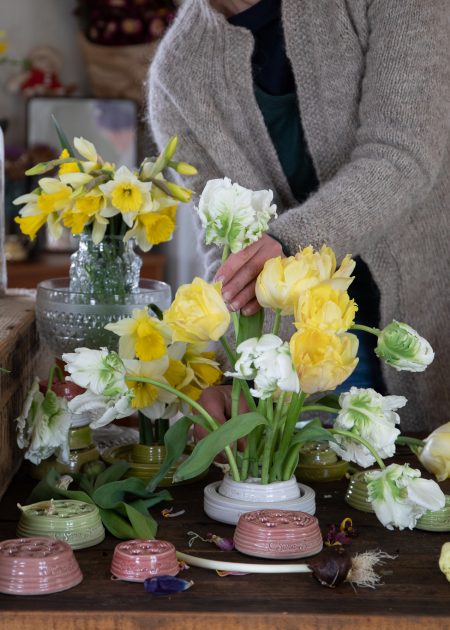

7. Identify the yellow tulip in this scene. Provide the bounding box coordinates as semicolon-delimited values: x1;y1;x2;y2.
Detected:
290;328;359;394
256;256;317;315
418;422;450;481
164;277;231;343
294;245;356;291
294;284;357;334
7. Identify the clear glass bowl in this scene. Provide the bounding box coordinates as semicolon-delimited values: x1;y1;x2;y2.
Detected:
36;277;172;357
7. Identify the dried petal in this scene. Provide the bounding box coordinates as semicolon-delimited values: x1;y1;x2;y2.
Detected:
161;507;186;518
144;575;193;595
340;517;358;538
206;533;235;551
324;523;352;547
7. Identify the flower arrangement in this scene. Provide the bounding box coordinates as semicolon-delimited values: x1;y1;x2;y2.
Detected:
16;173;448;532
12;131;195;248
74;0;176;46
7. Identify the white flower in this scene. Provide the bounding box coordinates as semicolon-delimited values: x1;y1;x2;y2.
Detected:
15;377;72;465
69;389;134;429
366;463;445;530
331;387;406;467
62;348;128;397
375;320;434;372
226;334;300;399
197;177;277;253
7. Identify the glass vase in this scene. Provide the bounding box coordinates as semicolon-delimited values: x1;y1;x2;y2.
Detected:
69;233;142;301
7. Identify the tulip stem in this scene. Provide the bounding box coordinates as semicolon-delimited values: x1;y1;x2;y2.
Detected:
272;309;281;336
221;245;230;264
301;404;339;414
126;375;241;481
350;324;381;336
46;363;64;392
329;429;386;469
395;436;425;447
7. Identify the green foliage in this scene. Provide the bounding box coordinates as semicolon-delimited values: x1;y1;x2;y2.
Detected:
27;463;172;540
174;411;268;483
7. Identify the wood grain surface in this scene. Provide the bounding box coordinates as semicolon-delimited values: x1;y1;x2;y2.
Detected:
0;452;449;630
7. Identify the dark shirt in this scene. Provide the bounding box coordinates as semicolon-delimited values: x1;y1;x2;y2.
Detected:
229;0;384;392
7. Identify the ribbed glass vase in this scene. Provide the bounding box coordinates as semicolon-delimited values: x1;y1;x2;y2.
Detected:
69;233;142;301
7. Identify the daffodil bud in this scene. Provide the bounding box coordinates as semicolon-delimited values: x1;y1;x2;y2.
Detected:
165;181;193;203
169;160;198;176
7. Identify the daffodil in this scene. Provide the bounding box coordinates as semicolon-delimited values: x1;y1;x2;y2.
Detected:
123;205;178;251
290;328;359;394
61;191;106;235
99;165;151;214
105;307;171;361
123;356;174;419
58;148;80;175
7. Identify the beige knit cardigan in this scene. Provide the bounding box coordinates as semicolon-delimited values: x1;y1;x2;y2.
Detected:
148;0;450;431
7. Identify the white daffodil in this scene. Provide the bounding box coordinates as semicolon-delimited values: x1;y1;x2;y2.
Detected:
62;347;128;397
15;377;72;465
226;334;300;399
330;387;406;467
375;320;434;372
197;177;277;253
74;136;99;171
59;172;94;188
99;165;152;215
69;388;134;429
366;463;445;530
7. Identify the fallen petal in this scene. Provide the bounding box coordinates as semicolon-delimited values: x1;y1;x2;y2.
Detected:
144;575;194;595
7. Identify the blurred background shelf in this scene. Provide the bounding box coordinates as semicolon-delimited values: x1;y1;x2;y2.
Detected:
6;251;166;289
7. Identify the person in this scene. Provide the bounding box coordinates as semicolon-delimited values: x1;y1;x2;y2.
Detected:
147;0;450;431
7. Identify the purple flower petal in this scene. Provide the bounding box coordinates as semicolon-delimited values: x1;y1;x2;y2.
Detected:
206;533;235;551
144;575;193;595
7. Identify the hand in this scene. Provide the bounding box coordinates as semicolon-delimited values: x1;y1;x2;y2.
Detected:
215;234;283;316
193;385;249;456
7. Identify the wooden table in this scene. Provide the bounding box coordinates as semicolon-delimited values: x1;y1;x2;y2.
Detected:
0;456;449;629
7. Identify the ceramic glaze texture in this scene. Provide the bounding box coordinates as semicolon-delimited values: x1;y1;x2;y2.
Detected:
234;509;323;559
111;539;180;582
17;499;105;549
0;537;83;595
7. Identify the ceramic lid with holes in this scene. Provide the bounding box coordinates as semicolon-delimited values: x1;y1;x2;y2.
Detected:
234;509;323;559
17;499;105;550
0;537;83;595
111;539;180;582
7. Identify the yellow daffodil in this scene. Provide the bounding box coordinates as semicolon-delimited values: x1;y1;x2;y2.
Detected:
105;307;171;361
14;178;71;241
58;149;79;175
123;357;174;413
294;284;357;334
124;205;178;252
164;278;231;343
73;136;100;172
61;191;105;235
290;328;359;393
99;165;151;214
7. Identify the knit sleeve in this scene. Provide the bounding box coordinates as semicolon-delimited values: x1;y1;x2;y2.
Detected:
147;62;224;282
268;1;450;259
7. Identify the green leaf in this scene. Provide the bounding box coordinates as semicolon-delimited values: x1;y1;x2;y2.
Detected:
94;461;130;490
92;477;152;509
128;491;172;513
174;412;268;482
146;416;194;492
290;420;335;448
26;469;94;505
52;114;75;155
98;508;136;539
237;310;265;345
116;502;157;539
